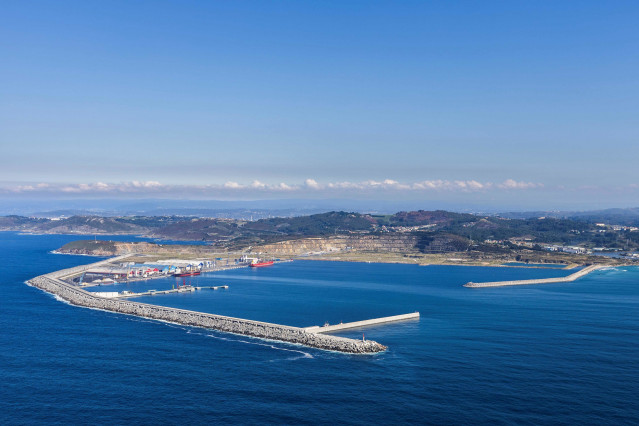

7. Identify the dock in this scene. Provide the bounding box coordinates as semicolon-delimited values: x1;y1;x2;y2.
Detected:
304;312;420;333
464;264;608;288
112;285;229;298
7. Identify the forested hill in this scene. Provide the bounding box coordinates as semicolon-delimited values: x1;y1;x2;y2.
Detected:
2;209;639;251
500;207;639;225
0;215;181;234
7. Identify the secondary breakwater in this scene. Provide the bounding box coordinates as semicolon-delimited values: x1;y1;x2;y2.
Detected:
305;312;420;333
464;264;609;288
27;259;387;354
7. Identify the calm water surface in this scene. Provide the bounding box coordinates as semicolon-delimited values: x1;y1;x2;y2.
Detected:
1;233;638;424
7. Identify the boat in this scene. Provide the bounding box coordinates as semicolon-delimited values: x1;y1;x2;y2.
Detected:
173;271;201;277
249;260;274;268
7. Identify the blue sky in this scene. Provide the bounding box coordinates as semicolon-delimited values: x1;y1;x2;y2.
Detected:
1;1;638;210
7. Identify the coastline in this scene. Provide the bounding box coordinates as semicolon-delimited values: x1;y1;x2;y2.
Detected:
296;254;595;269
50;250;109;257
52;244;633;275
44;229;635;270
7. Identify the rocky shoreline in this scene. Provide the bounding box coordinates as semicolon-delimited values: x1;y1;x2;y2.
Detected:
27;262;387;354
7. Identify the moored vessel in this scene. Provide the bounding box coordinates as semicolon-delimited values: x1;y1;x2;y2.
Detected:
173;271;201;277
249;260;274;268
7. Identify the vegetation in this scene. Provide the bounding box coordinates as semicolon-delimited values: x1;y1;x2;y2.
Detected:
389;210;475;227
4;209;639;252
243;211;375;235
0;215;48;229
501;207;639;226
59;239;117;253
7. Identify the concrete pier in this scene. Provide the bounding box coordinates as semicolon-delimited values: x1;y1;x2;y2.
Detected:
27;260;388;354
305;312;420;333
113;285;229;298
464;264;608;288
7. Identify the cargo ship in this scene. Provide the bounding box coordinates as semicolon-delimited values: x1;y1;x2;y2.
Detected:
249;260;274;268
173;271;201;277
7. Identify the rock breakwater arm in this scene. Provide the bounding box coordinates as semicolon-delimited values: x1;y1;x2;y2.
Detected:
27;264;387;354
464;264;608;288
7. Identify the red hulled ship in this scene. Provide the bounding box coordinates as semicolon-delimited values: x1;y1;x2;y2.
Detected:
173;271;201;277
249;260;274;268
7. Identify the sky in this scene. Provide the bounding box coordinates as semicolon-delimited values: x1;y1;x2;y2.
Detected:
1;1;638;211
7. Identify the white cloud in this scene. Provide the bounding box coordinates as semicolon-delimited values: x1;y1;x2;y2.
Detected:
327;181;363;189
60;185;82;193
274;182;294;191
497;179;542;189
129;181;161;188
410;180;492;191
250;180;267;189
412;180;444;190
95;182;110;191
224;181;243;189
466;180;486;190
380;179;411;190
1;178;545;196
305;179;320;189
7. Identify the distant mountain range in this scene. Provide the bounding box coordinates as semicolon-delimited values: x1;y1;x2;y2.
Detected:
3;197;638;224
0;198;434;218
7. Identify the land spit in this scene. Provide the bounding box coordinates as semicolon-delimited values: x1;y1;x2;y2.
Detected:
464;264;609;288
27;259;387;354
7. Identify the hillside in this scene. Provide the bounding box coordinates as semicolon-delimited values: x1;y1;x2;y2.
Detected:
0;215;183;235
242;211;375;235
500;207;639;226
0;215;49;230
4;208;639;253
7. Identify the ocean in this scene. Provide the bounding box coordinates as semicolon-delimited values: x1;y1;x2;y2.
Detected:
1;232;638;424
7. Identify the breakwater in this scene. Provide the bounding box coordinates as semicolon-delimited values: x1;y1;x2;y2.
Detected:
305;312;420;333
464;264;608;288
27;262;387;354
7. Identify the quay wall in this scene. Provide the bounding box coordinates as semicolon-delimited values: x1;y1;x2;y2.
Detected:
464;264;607;288
27;273;386;354
306;312;420;333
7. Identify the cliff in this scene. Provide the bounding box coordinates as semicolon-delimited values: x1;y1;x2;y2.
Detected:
247;234;418;256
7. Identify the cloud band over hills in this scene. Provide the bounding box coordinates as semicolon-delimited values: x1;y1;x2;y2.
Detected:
2;178;543;197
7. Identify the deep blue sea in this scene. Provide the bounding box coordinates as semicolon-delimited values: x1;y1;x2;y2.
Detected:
2;232;638;425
